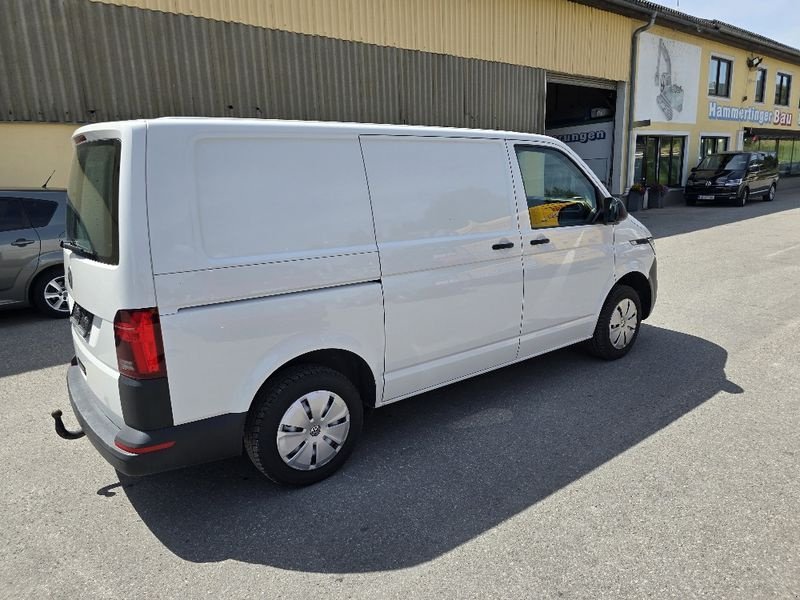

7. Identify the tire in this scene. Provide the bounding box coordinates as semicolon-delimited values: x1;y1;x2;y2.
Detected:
738;187;749;207
244;365;363;486
586;284;642;360
30;268;70;318
763;183;776;202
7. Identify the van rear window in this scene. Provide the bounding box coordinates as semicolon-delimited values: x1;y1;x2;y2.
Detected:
67;139;121;264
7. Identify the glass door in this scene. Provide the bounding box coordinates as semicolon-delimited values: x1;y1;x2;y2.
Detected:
634;135;685;186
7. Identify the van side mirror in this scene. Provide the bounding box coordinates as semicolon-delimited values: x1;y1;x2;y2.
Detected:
602;197;627;225
690;167;697;172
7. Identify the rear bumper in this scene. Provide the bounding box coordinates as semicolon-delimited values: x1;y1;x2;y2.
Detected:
66;363;246;476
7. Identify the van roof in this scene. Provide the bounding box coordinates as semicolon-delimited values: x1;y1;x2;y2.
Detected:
75;117;561;145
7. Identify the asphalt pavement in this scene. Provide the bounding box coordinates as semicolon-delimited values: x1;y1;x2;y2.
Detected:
1;184;798;599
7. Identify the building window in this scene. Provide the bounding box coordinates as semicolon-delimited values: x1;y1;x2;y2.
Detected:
755;68;767;103
633;135;685;187
700;136;729;158
708;56;732;97
775;72;792;106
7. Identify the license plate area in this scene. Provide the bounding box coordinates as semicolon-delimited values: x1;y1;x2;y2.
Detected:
698;194;715;200
71;303;94;339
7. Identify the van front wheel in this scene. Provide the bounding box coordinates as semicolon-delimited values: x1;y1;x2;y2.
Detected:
586;285;642;360
244;365;363;485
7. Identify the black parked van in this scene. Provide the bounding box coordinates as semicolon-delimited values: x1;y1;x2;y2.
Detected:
685;151;779;206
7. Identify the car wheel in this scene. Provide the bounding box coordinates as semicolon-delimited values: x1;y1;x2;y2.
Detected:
738;187;749;207
586;285;642;361
764;183;776;201
244;365;363;486
31;268;70;318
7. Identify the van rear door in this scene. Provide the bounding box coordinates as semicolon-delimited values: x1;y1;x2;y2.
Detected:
64;122;157;428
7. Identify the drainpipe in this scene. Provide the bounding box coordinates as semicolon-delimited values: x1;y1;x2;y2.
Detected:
625;12;657;191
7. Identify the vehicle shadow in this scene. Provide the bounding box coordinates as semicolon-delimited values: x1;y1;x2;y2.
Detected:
0;309;72;378
121;325;740;573
636;177;800;239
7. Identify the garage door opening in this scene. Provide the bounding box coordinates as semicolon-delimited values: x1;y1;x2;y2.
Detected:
545;81;618;189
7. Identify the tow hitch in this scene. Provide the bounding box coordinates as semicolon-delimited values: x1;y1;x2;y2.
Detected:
51;409;85;440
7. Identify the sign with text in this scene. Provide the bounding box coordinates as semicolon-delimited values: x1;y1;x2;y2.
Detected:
708;101;795;127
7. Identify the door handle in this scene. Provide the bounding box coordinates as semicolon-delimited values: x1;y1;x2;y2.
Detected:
492;242;514;250
530;238;550;246
11;239;36;247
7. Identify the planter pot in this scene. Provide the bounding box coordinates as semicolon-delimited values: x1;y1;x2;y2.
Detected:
648;191;664;208
627;191;643;212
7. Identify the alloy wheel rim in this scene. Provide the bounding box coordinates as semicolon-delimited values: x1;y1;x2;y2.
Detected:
769;186;775;200
276;390;350;471
44;276;69;313
742;189;748;205
609;299;638;350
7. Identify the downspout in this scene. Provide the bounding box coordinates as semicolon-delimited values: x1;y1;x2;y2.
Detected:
625;12;657;191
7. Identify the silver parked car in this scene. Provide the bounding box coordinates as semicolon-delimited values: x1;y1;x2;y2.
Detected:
0;189;69;318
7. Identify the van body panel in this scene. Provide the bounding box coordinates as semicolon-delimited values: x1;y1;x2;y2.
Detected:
72;328;125;428
505;139;617;358
159;282;385;424
154;251;380;315
360;135;524;401
65;122;154;425
613;215;657;299
518;223;615;355
145;124;378;275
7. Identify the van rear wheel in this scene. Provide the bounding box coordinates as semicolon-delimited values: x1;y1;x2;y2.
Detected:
244;365;363;485
764;183;776;201
586;285;642;360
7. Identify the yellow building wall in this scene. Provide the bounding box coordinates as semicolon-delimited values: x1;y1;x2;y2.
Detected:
89;0;635;81
0;123;78;189
634;24;800;180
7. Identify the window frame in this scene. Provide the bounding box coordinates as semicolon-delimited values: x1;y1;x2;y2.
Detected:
512;143;603;231
699;135;730;160
708;56;733;98
775;72;792;106
0;196;33;233
754;67;767;103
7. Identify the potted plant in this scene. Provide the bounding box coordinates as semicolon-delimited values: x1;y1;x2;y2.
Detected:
647;183;668;209
627;182;646;212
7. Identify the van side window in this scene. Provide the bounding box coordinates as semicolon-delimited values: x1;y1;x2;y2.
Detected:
514;146;599;229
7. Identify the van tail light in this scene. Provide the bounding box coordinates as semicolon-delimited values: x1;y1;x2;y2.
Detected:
113;308;167;379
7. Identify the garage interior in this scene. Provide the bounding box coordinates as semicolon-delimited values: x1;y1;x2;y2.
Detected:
545;81;619;190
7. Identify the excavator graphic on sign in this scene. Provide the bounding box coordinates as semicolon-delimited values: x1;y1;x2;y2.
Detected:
654;38;684;120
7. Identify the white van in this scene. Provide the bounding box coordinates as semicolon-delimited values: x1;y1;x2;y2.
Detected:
55;118;657;485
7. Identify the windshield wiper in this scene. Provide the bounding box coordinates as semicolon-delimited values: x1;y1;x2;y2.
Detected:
61;239;98;259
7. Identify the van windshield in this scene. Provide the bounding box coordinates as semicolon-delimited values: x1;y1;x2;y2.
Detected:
66;139;121;264
697;153;748;171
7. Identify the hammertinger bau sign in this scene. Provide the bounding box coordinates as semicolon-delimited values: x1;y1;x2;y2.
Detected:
708;101;794;126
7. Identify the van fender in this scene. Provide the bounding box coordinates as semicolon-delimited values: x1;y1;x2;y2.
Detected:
236;334;384;415
595;254;655;323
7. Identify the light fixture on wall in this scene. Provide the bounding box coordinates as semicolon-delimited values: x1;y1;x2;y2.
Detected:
747;56;764;69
